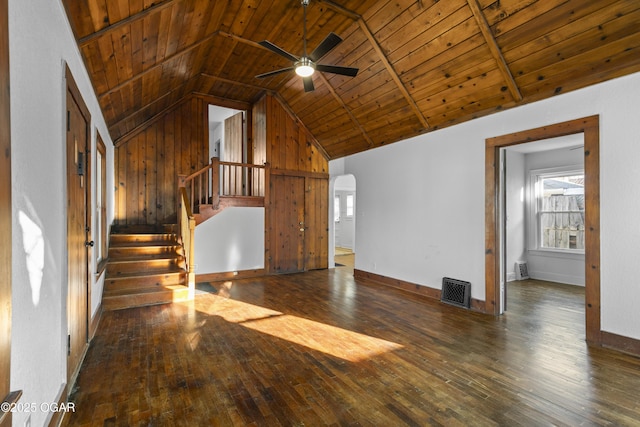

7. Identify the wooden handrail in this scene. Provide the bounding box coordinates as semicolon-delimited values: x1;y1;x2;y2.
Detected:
177;187;195;297
0;390;23;426
179;157;267;215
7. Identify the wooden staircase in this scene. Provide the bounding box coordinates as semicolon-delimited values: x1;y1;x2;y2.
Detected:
103;225;191;310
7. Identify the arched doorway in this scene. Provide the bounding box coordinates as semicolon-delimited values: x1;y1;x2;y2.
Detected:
331;174;356;270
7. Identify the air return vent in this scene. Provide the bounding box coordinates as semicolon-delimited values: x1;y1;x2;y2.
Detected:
441;277;471;309
515;261;529;280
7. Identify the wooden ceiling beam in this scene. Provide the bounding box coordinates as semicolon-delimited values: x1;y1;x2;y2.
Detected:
200;73;266;92
98;31;221;100
466;0;523;102
316;72;373;151
78;0;176;48
358;19;430;130
319;0;360;21
322;0;429;130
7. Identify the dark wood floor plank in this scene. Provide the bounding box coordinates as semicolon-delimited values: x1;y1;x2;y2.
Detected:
63;273;640;426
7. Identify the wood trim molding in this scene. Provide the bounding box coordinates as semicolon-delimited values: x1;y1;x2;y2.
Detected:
0;1;12;425
601;331;640;358
485;115;601;346
354;269;485;313
191;92;252;111
270;168;329;179
89;304;103;340
196;269;266;283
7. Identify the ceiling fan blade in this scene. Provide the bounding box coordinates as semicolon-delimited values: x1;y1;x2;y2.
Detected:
316;64;359;77
258;40;299;63
309;32;343;62
303;76;315;92
255;67;294;79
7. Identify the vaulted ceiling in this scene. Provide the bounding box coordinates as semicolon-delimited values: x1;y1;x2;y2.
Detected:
62;0;640;159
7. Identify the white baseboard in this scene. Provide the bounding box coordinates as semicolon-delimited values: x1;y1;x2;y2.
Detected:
528;270;585;286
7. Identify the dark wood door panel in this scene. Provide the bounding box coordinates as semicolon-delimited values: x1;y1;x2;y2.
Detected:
268;175;305;273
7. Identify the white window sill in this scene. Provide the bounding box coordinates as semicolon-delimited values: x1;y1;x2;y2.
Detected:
528;248;584;260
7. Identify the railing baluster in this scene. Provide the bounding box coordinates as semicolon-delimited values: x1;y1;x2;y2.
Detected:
181;158;267;218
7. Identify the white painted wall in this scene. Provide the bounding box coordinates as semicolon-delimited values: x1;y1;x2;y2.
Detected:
9;0;114;425
505;150;526;282
194;208;265;274
524;145;585;285
339;71;640;341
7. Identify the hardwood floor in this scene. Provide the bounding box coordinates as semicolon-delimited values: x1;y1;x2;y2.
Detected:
64;273;640;426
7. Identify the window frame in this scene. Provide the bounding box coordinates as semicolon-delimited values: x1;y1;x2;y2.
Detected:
95;134;108;274
346;194;354;218
527;165;585;256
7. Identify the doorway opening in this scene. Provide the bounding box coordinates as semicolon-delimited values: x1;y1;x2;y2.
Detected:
208;104;245;164
485;116;601;346
502;135;586;314
333;174;356;270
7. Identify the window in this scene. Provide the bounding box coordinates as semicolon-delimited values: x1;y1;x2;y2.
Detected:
96;134;107;271
334;196;340;222
346;194;354;217
530;167;584;252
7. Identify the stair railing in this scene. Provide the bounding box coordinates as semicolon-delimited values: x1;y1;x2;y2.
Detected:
177;187;195;297
179;157;267;215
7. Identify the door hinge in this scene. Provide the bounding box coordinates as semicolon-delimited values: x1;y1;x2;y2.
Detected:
67;334;71;356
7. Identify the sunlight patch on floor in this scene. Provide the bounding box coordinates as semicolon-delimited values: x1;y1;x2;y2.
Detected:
196;295;403;362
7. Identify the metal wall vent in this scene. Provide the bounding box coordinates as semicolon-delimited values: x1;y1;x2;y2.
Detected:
515;261;529;280
441;277;471;309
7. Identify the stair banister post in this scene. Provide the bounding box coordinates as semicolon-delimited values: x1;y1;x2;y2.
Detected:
177;174;187;235
211;157;220;208
187;216;196;298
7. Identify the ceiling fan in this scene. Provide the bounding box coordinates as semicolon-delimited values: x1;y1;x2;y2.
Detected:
255;0;359;92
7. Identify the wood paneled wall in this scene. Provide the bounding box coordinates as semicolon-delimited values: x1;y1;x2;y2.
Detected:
114;97;208;225
255;95;328;174
255;94;329;273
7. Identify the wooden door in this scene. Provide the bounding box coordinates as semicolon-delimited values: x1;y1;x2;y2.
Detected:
66;68;90;388
269;175;305;273
0;0;13;424
268;175;328;273
224;112;244;195
304;177;328;270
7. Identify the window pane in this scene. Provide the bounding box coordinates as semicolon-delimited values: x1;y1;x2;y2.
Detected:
346;194;354;217
539;174;584;250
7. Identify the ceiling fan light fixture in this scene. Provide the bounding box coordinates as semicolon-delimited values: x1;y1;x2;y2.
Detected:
295;58;315;77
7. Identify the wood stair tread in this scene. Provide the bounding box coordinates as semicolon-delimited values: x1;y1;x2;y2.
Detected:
109;241;179;248
106;266;185;279
106;254;182;262
103;225;192;310
103;284;189;297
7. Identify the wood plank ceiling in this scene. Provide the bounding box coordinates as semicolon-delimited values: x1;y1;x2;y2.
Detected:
62;0;640;159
